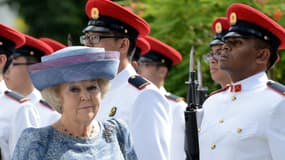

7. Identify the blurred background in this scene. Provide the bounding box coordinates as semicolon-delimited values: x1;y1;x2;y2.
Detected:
1;0;285;98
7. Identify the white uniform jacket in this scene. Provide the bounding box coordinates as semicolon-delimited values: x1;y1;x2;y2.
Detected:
97;64;172;160
199;72;285;160
161;87;187;160
0;91;40;160
0;80;7;95
27;89;61;127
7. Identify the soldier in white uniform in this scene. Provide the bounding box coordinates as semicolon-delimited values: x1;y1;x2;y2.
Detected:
0;78;7;95
4;34;61;127
137;35;187;160
199;3;285;160
0;23;40;160
81;0;172;159
204;17;231;89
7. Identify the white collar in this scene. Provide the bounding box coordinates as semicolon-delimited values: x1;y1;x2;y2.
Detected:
110;63;137;89
231;72;268;92
26;88;42;103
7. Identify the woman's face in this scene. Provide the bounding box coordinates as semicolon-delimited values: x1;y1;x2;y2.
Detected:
59;80;101;124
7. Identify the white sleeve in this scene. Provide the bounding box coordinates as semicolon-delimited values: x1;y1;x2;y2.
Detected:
267;99;285;160
130;89;172;160
9;102;40;157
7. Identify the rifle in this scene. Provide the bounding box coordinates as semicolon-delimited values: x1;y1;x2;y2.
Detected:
184;46;200;160
197;59;208;107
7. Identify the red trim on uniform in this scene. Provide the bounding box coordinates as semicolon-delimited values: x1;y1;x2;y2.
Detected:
208;86;229;96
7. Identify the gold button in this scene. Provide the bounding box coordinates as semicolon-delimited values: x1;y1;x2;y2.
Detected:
219;118;224;123
211;144;216;150
237;128;243;133
231;96;237;101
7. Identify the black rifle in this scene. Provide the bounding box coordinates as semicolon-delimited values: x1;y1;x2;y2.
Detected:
197;59;208;107
184;46;200;160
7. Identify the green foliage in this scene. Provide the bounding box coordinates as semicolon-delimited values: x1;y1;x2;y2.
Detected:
5;0;285;98
5;0;87;45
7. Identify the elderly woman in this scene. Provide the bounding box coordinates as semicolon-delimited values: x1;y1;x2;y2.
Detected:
12;46;138;160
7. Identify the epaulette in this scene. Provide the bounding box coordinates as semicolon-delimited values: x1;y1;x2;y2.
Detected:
39;99;55;111
267;80;285;96
165;94;185;102
208;86;229;97
128;75;150;90
4;90;30;103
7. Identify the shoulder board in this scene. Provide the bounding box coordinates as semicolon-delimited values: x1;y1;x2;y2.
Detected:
128;75;150;90
39;99;55;111
165;94;185;102
267;81;285;96
208;86;229;97
4;90;30;103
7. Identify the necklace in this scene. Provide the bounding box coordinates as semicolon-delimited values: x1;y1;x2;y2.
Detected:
59;122;96;138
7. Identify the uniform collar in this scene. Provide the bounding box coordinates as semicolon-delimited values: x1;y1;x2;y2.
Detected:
229;71;268;92
110;63;137;89
26;88;42;103
159;86;168;95
0;80;8;95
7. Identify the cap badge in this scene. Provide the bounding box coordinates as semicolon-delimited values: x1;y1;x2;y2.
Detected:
0;41;3;45
91;8;99;19
215;22;222;34
109;106;117;117
230;12;237;25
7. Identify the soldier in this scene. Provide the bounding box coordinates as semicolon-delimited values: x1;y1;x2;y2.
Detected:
131;37;151;72
205;17;231;88
39;37;66;51
81;0;172;159
4;34;61;127
199;3;285;160
0;23;40;160
137;35;186;160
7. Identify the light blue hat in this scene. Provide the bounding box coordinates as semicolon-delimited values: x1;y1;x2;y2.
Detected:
29;46;119;91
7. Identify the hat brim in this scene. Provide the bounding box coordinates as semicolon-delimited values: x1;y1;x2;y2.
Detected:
28;47;119;91
209;39;224;47
82;25;111;33
29;60;118;91
222;31;244;40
